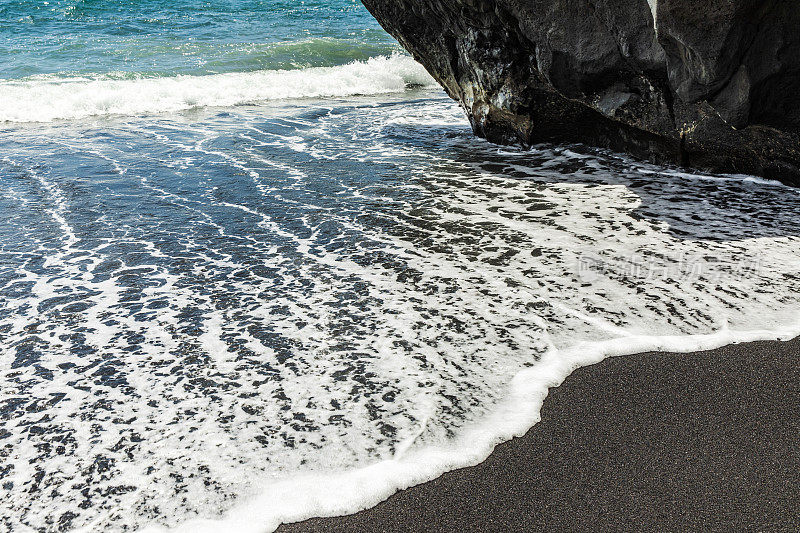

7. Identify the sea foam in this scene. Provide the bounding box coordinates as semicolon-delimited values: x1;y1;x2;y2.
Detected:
144;324;800;533
1;95;799;533
0;55;435;123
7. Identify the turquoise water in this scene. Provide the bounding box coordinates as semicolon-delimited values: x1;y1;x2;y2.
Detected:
1;2;800;532
1;0;398;79
0;0;430;122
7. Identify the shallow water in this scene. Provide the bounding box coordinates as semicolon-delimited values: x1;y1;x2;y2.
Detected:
2;1;800;531
1;91;799;531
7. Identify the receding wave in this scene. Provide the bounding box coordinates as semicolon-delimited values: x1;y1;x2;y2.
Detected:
2;94;799;533
0;55;435;123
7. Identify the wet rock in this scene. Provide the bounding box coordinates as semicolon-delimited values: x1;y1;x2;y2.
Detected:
361;0;800;186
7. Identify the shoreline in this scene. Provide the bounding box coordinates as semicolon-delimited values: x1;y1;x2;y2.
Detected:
279;335;800;532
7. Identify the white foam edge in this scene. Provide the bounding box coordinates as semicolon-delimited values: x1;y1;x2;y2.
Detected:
0;54;436;123
121;319;800;533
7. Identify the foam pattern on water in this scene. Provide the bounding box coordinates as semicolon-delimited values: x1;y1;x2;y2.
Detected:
0;92;798;531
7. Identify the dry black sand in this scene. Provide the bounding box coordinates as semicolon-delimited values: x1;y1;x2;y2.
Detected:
279;336;800;532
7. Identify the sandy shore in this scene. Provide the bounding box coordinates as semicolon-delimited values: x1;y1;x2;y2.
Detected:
279;336;800;532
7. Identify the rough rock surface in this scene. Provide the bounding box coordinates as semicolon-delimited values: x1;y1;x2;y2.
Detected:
361;0;800;186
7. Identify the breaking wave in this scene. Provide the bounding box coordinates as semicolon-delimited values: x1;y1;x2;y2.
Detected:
0;55;435;123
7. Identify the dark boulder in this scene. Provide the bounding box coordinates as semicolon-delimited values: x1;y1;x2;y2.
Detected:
361;0;800;186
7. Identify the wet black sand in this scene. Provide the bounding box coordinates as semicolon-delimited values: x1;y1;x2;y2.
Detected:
279;336;800;532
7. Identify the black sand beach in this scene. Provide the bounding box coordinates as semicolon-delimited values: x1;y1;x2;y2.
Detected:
280;336;800;532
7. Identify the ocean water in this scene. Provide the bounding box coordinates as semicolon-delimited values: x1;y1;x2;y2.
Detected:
1;2;799;532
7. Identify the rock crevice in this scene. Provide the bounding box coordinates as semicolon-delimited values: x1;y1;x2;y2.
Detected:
362;0;800;185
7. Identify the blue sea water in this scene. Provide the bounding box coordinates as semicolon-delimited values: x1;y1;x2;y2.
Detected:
1;0;397;78
1;2;800;532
